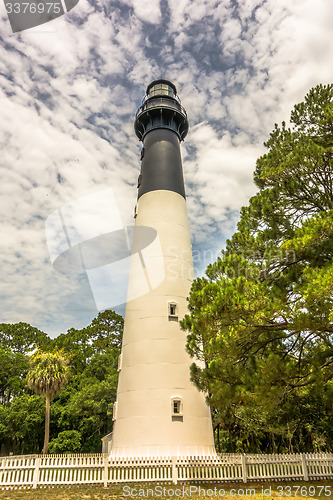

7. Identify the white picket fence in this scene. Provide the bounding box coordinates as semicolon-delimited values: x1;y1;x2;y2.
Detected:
0;453;332;489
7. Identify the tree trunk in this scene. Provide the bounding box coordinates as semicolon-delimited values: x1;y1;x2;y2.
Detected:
42;392;51;454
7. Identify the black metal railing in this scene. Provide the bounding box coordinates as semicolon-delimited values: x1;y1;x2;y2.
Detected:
136;97;187;119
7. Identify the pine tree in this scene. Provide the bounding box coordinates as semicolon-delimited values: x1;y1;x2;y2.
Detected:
181;84;333;452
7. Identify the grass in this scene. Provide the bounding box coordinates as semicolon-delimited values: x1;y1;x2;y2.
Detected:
0;481;332;500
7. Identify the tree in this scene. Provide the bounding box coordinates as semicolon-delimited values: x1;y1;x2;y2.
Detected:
1;394;45;455
0;322;49;455
0;348;29;405
53;310;124;371
181;84;333;452
65;378;116;451
48;430;82;454
0;323;50;354
27;350;70;454
0;312;123;456
88;310;124;351
0;311;124;455
50;310;123;452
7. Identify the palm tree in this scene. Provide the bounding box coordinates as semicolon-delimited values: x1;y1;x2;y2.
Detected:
27;349;70;454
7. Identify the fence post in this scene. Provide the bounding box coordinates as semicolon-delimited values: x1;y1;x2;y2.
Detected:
0;458;8;487
241;454;247;483
32;457;41;489
301;454;309;482
103;454;109;487
172;456;178;485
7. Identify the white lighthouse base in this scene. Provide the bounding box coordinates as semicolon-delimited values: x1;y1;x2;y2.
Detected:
109;190;216;459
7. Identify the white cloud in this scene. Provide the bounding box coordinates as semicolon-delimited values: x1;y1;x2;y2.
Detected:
0;0;332;334
121;0;161;24
185;124;262;218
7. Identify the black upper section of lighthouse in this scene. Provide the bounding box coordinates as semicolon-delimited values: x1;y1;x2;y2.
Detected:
134;80;189;200
134;80;189;141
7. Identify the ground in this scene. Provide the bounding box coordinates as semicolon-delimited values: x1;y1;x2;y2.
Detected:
0;481;332;500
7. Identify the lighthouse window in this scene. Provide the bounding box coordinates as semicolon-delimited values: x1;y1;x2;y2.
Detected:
171;398;183;414
148;83;175;98
171;398;183;421
148;83;176;97
173;400;181;414
168;302;178;319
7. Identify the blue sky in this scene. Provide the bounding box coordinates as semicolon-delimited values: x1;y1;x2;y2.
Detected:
0;0;332;336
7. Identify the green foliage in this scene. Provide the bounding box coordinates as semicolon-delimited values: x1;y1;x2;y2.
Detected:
65;378;116;452
27;350;70;400
0;394;45;455
0;348;29;405
48;430;82;454
50;310;123;452
53;310;123;372
89;310;123;350
0;309;123;455
0;323;50;354
182;83;333;453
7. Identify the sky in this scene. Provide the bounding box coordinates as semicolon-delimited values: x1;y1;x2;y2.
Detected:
0;0;332;337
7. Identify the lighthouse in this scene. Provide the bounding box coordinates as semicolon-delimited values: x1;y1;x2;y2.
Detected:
109;80;215;458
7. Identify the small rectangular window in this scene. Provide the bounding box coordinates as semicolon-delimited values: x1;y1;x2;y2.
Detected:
171;398;183;421
173;400;181;414
171;398;183;415
168;302;178;319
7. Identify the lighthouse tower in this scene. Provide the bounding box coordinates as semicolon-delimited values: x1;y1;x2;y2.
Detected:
110;80;215;458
